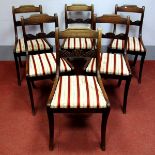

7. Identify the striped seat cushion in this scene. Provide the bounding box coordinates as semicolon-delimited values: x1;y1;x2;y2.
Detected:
110;39;125;50
86;53;130;76
48;75;107;109
63;38;93;49
110;37;145;52
16;38;50;53
29;53;71;77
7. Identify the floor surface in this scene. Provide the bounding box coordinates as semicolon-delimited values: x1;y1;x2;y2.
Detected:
0;61;155;155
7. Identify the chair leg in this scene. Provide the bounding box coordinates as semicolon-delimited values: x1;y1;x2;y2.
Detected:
26;77;35;115
138;54;146;84
132;55;138;67
123;77;131;114
47;108;54;150
19;56;23;67
100;108;110;151
32;81;36;88
117;78;122;87
14;54;21;86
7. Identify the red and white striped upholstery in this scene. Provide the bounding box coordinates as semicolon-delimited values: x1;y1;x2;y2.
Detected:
48;75;107;108
86;53;130;76
63;38;93;49
110;39;125;50
16;38;50;53
127;37;145;52
29;53;71;77
110;37;145;52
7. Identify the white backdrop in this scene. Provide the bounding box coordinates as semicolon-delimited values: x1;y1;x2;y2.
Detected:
0;0;154;46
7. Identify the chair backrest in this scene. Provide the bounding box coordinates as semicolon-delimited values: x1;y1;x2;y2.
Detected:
65;4;94;29
12;5;43;40
94;14;130;53
115;4;145;38
55;28;101;75
21;13;58;54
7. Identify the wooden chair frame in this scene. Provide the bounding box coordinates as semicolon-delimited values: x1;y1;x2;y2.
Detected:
47;28;110;150
65;4;94;29
21;14;58;115
86;14;132;113
115;4;146;83
12;5;43;85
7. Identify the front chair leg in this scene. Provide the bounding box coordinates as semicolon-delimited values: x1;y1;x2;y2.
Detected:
26;77;35;115
117;78;122;87
100;108;110;151
132;55;138;67
123;77;131;113
138;54;145;84
47;109;54;150
32;81;36;88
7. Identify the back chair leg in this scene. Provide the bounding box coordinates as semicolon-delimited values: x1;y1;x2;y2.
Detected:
47;109;54;150
100;108;110;151
123;77;131;113
14;53;21;86
26;77;35;115
132;55;138;67
138;54;146;83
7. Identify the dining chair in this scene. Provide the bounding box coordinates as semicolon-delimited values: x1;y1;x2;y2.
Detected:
85;14;132;113
63;4;94;50
47;28;110;150
12;5;48;85
21;14;73;115
109;5;146;83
